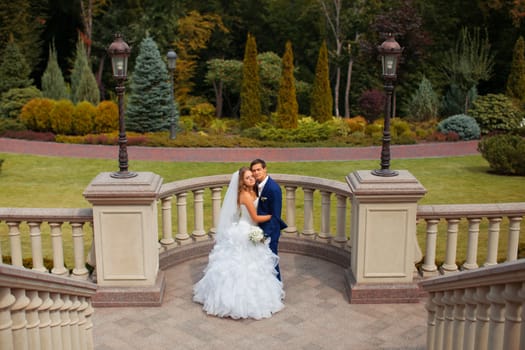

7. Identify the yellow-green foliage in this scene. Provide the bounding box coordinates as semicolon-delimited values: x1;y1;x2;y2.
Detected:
50;99;74;134
310;41;332;123
276;40;298;129
208;118;229;134
19;98;56;131
190;102;215;128
240;33;261;129
94;100;118;133
73;101;96;135
346;116;367;133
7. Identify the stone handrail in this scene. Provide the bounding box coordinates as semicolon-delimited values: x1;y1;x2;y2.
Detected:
419;259;525;350
0;264;97;350
0;208;93;280
417;203;525;277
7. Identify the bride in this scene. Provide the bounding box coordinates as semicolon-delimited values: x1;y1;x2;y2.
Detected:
193;166;285;319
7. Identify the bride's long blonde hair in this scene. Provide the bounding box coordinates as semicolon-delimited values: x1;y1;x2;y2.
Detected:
237;166;254;206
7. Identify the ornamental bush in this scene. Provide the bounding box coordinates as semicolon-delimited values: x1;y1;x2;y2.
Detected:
19;98;56;131
0;86;42;119
73;101;96;135
478;134;525;175
190;102;215;128
437;114;480;140
468;94;523;135
50;99;75;134
94;100;118;133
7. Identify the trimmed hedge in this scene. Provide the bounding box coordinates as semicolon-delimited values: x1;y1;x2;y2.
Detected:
478;134;525;175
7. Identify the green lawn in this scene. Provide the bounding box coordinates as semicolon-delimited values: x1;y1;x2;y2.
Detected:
0;152;524;267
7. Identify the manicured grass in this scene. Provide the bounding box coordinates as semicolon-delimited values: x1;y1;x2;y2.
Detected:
0;152;523;267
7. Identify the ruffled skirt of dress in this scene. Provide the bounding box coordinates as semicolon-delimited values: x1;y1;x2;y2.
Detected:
193;221;284;320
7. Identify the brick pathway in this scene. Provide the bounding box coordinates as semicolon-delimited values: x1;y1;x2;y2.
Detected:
0;137;479;162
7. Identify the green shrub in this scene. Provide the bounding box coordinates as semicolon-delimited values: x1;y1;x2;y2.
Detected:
208;118;229;135
437;114;480;140
50;99;75;134
190;102;216;128
468;94;523;135
73;101;96;135
19;98;56;131
0;86;42;119
94;100;118;133
478;134;525;175
0;118;26;133
179;116;195;132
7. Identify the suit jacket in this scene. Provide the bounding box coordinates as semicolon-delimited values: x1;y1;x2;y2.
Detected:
257;176;287;239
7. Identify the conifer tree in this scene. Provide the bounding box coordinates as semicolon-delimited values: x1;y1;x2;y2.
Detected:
310;40;332;123
506;36;525;103
240;33;261;129
126;36;171;133
276;41;298;129
407;77;439;121
71;36;100;104
0;35;32;94
41;42;69;100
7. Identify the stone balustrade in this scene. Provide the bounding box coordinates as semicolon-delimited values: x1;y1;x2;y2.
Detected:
417;203;525;277
419;259;525;350
0;264;97;350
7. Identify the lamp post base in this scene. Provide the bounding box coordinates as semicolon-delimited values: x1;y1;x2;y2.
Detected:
371;169;399;177
110;171;138;179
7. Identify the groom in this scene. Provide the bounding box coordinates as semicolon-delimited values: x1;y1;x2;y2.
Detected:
250;158;287;281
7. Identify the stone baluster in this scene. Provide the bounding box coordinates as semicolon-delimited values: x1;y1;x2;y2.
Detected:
442;290;455;350
474;286;491;350
37;291;53;350
440;218;459;274
463;287;477;350
452;289;466;350
487;284;506;350
28;222;46;273
502;282;522;350
421;219;439;276
175;192;190;244
71;223;88;280
11;288;30;350
462;218;481;270
49;293;63;350
192;189;207;241
432;291;445;350
484;217;501;267
519;282;525;350
68;296;81;350
60;295;72;350
26;290;43;350
7;222;23;267
318;191;331;240
283;186;298;236
333;194;347;246
84;300;94;350
210;187;222;236
425;292;437;350
160;196;174;246
506;217;522;262
76;297;88;350
302;188;315;238
49;222;68;276
0;288;15;350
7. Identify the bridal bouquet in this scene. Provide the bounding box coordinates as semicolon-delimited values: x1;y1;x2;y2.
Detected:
249;226;266;245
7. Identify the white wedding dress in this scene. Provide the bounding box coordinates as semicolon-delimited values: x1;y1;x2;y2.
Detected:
193;198;284;320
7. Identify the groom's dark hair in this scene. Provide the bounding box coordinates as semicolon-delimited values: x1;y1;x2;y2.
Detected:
250;158;266;169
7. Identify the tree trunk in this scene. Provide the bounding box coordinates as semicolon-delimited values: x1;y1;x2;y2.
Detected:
344;58;353;117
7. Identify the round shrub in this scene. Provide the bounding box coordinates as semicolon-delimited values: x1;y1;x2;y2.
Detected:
437;114;480;140
94;100;118;133
73;101;96;135
50;99;75;134
0;86;42;119
468;93;523;135
478;134;525;175
190;102;215;128
19;98;56;131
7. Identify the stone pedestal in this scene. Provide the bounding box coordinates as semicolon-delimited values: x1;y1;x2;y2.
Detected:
345;170;427;303
83;172;165;306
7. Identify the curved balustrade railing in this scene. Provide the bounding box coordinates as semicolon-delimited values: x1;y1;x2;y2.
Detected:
0;208;93;280
419;259;525;350
417;203;525;277
0;264;96;350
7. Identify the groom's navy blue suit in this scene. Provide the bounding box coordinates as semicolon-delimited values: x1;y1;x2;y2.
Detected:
257;176;287;281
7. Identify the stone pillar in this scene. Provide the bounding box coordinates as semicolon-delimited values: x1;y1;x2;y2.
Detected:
83;172;165;306
345;170;426;303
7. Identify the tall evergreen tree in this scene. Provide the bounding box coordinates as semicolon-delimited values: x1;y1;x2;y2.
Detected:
240;33;261;129
276;41;298;129
0;36;33;94
310;40;332;123
407;76;439;121
506;36;525;104
71;36;100;104
126;36;171;133
41;42;69;100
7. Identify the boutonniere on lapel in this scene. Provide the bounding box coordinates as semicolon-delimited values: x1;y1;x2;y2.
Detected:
260;196;268;202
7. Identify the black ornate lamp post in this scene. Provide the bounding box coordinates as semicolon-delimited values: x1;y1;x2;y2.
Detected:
372;33;403;177
166;48;177;139
107;33;137;179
